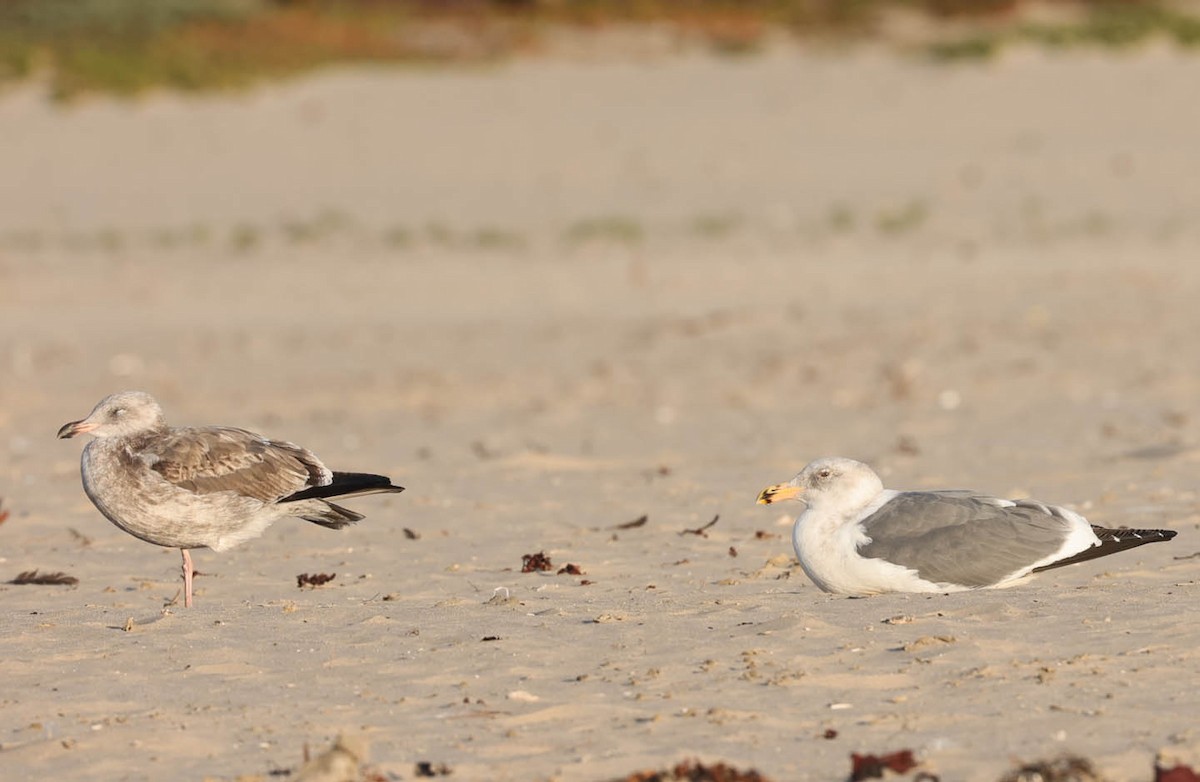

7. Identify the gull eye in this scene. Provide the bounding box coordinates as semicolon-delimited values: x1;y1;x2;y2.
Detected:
111;408;125;418
817;468;832;479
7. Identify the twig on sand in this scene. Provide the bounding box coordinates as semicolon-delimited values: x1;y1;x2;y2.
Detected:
679;515;719;537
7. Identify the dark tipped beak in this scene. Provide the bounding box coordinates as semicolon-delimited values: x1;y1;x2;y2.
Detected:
757;483;803;505
57;419;94;439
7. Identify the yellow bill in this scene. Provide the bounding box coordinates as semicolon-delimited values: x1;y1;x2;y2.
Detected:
757;483;803;504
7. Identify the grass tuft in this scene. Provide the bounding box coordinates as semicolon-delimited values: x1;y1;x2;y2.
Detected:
565;216;645;245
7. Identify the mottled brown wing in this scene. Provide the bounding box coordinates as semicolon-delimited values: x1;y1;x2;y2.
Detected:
144;426;331;503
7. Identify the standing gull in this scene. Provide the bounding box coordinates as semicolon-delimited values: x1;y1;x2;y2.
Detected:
58;391;404;607
757;457;1176;596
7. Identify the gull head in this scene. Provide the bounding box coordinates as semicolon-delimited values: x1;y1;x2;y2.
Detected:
57;391;166;440
757;457;884;512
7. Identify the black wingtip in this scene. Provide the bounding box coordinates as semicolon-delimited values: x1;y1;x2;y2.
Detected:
282;472;405;503
1093;525;1177;544
1033;525;1177;573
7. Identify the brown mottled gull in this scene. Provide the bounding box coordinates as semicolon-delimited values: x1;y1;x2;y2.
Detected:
57;391;404;607
757;457;1176;596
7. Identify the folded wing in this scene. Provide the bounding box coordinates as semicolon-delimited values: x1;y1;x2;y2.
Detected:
143;426;331;503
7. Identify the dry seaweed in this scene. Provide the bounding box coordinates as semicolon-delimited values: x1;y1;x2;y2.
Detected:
612;758;774;782
998;756;1105;782
1157;764;1200;782
850;749;918;781
414;760;453;777
9;570;79;586
521;551;552;572
296;572;337;589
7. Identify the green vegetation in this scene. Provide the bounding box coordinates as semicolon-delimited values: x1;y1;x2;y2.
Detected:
382;225;415;249
280;209;352;244
689;212;744;239
8;201;1158;256
826;204;857;233
565;215;644;245
2;1;1200;98
0;0;519;99
228;222;262;252
0;0;270;97
929;4;1200;61
470;226;528;251
875;199;928;235
420;222;528;250
0;216;539;255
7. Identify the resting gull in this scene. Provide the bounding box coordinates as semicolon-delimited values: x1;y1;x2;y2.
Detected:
757;457;1176;596
58;391;404;607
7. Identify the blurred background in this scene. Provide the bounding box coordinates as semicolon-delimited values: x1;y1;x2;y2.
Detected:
2;0;1198;483
1;2;1199;779
0;0;1197;503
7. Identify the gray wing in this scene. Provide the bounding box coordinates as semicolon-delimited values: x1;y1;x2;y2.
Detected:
141;426;332;503
858;492;1074;587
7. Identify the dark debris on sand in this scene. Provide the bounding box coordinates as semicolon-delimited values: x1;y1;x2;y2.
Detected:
9;570;79;586
998;755;1106;782
415;760;453;777
850;750;920;781
608;754;1198;782
679;515;719;537
611;759;773;782
521;551;553;572
1158;765;1200;782
296;572;337;589
601;753;1200;782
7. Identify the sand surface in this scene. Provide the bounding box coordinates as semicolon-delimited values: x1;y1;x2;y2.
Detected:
1;45;1198;781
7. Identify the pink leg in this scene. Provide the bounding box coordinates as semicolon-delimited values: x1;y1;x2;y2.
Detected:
181;549;194;608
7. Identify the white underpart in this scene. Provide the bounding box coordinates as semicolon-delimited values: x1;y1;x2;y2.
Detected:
82;438;298;552
211;512;283;551
792;488;959;595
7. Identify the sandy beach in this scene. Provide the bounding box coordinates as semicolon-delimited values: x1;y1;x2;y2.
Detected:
1;44;1198;781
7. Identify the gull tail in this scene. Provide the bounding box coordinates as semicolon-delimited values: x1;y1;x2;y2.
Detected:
282;472;404;530
298;502;365;530
1033;525;1177;572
